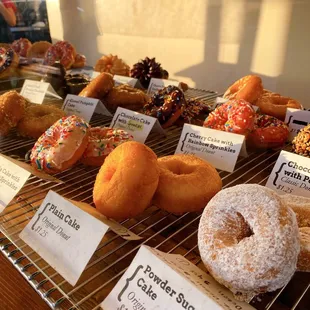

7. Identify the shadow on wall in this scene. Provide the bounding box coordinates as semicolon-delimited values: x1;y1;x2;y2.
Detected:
176;0;309;107
56;0;101;65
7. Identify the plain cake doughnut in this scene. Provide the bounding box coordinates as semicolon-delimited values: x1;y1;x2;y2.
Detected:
152;154;222;214
198;184;300;301
93;141;159;220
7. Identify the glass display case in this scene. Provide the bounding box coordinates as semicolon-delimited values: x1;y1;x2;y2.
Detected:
0;1;309;309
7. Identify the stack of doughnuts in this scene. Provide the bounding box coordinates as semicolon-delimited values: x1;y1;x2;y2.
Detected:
198;184;307;302
79;72;149;113
223;75;303;121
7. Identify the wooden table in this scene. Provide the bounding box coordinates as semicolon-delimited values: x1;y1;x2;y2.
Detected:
0;252;49;310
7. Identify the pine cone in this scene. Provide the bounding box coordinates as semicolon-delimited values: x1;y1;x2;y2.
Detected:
130;57;167;88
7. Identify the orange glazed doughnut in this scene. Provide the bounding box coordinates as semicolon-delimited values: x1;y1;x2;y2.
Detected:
93;141;159;220
198;184;300;301
79;72;114;99
153;154;222;214
223;75;263;104
255;92;302;121
81;127;133;166
30;115;90;174
71;53;86;68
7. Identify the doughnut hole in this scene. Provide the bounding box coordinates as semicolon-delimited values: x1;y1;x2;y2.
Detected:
93;141;159;220
153;154;222;214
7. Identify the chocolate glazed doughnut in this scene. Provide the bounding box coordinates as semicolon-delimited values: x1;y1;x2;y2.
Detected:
142;85;186;128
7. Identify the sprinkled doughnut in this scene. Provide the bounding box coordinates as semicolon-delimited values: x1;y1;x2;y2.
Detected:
0;47;19;79
223;75;263;104
30;115;90;174
11;38;32;57
142;85;186;128
81;127;133;166
44;41;76;69
247;114;289;149
198;184;300;301
17;105;66;139
203;99;256;136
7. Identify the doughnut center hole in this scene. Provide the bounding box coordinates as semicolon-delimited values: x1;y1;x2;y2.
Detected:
103;167;116;182
236;212;254;242
166;160;194;175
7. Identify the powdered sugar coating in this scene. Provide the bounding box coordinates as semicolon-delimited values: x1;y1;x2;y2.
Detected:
198;184;300;301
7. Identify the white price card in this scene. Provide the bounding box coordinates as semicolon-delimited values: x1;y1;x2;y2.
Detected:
114;75;138;87
285;108;310;141
62;94;112;122
266;150;310;197
110;107;165;143
102;245;254;310
20;79;61;104
0;155;31;213
175;124;245;172
19;191;109;286
147;78;180;95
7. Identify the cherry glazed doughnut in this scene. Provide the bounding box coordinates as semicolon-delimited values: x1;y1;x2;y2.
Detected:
81;127;133;166
30;115;90;174
11;38;32;57
255;91;302;121
203;99;256;136
152;154;222;214
223;75;263;104
142;85;186;128
79;72;114;99
17;105;66;139
44;41;76;69
0;91;26;136
93;141;159;220
247;114;289;149
198;184;300;301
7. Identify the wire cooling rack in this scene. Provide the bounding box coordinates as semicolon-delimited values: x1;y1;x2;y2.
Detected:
0;89;309;310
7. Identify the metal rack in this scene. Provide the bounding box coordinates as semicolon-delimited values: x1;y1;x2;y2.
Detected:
0;90;309;310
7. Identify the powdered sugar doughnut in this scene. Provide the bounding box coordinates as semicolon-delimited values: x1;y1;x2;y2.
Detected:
198;184;300;301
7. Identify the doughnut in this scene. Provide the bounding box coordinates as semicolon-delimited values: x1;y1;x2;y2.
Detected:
26;41;52;59
176;98;211;126
153;154;222;214
292;124;310;157
81;127;133;166
65;74;90;95
0;47;19;79
255;91;302;121
280;194;310;272
93;141;159;220
11;38;32;57
142;85;186;128
203;99;256;136
71;53;86;68
95;54;130;76
198;184;300;301
44;41;76;69
0;91;26;136
223;75;263;104
17;105;66;139
79;72;114;99
247;114;289;149
104;85;149;112
30;115;90;174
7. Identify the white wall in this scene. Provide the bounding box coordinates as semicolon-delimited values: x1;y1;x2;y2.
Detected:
46;0;310;107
